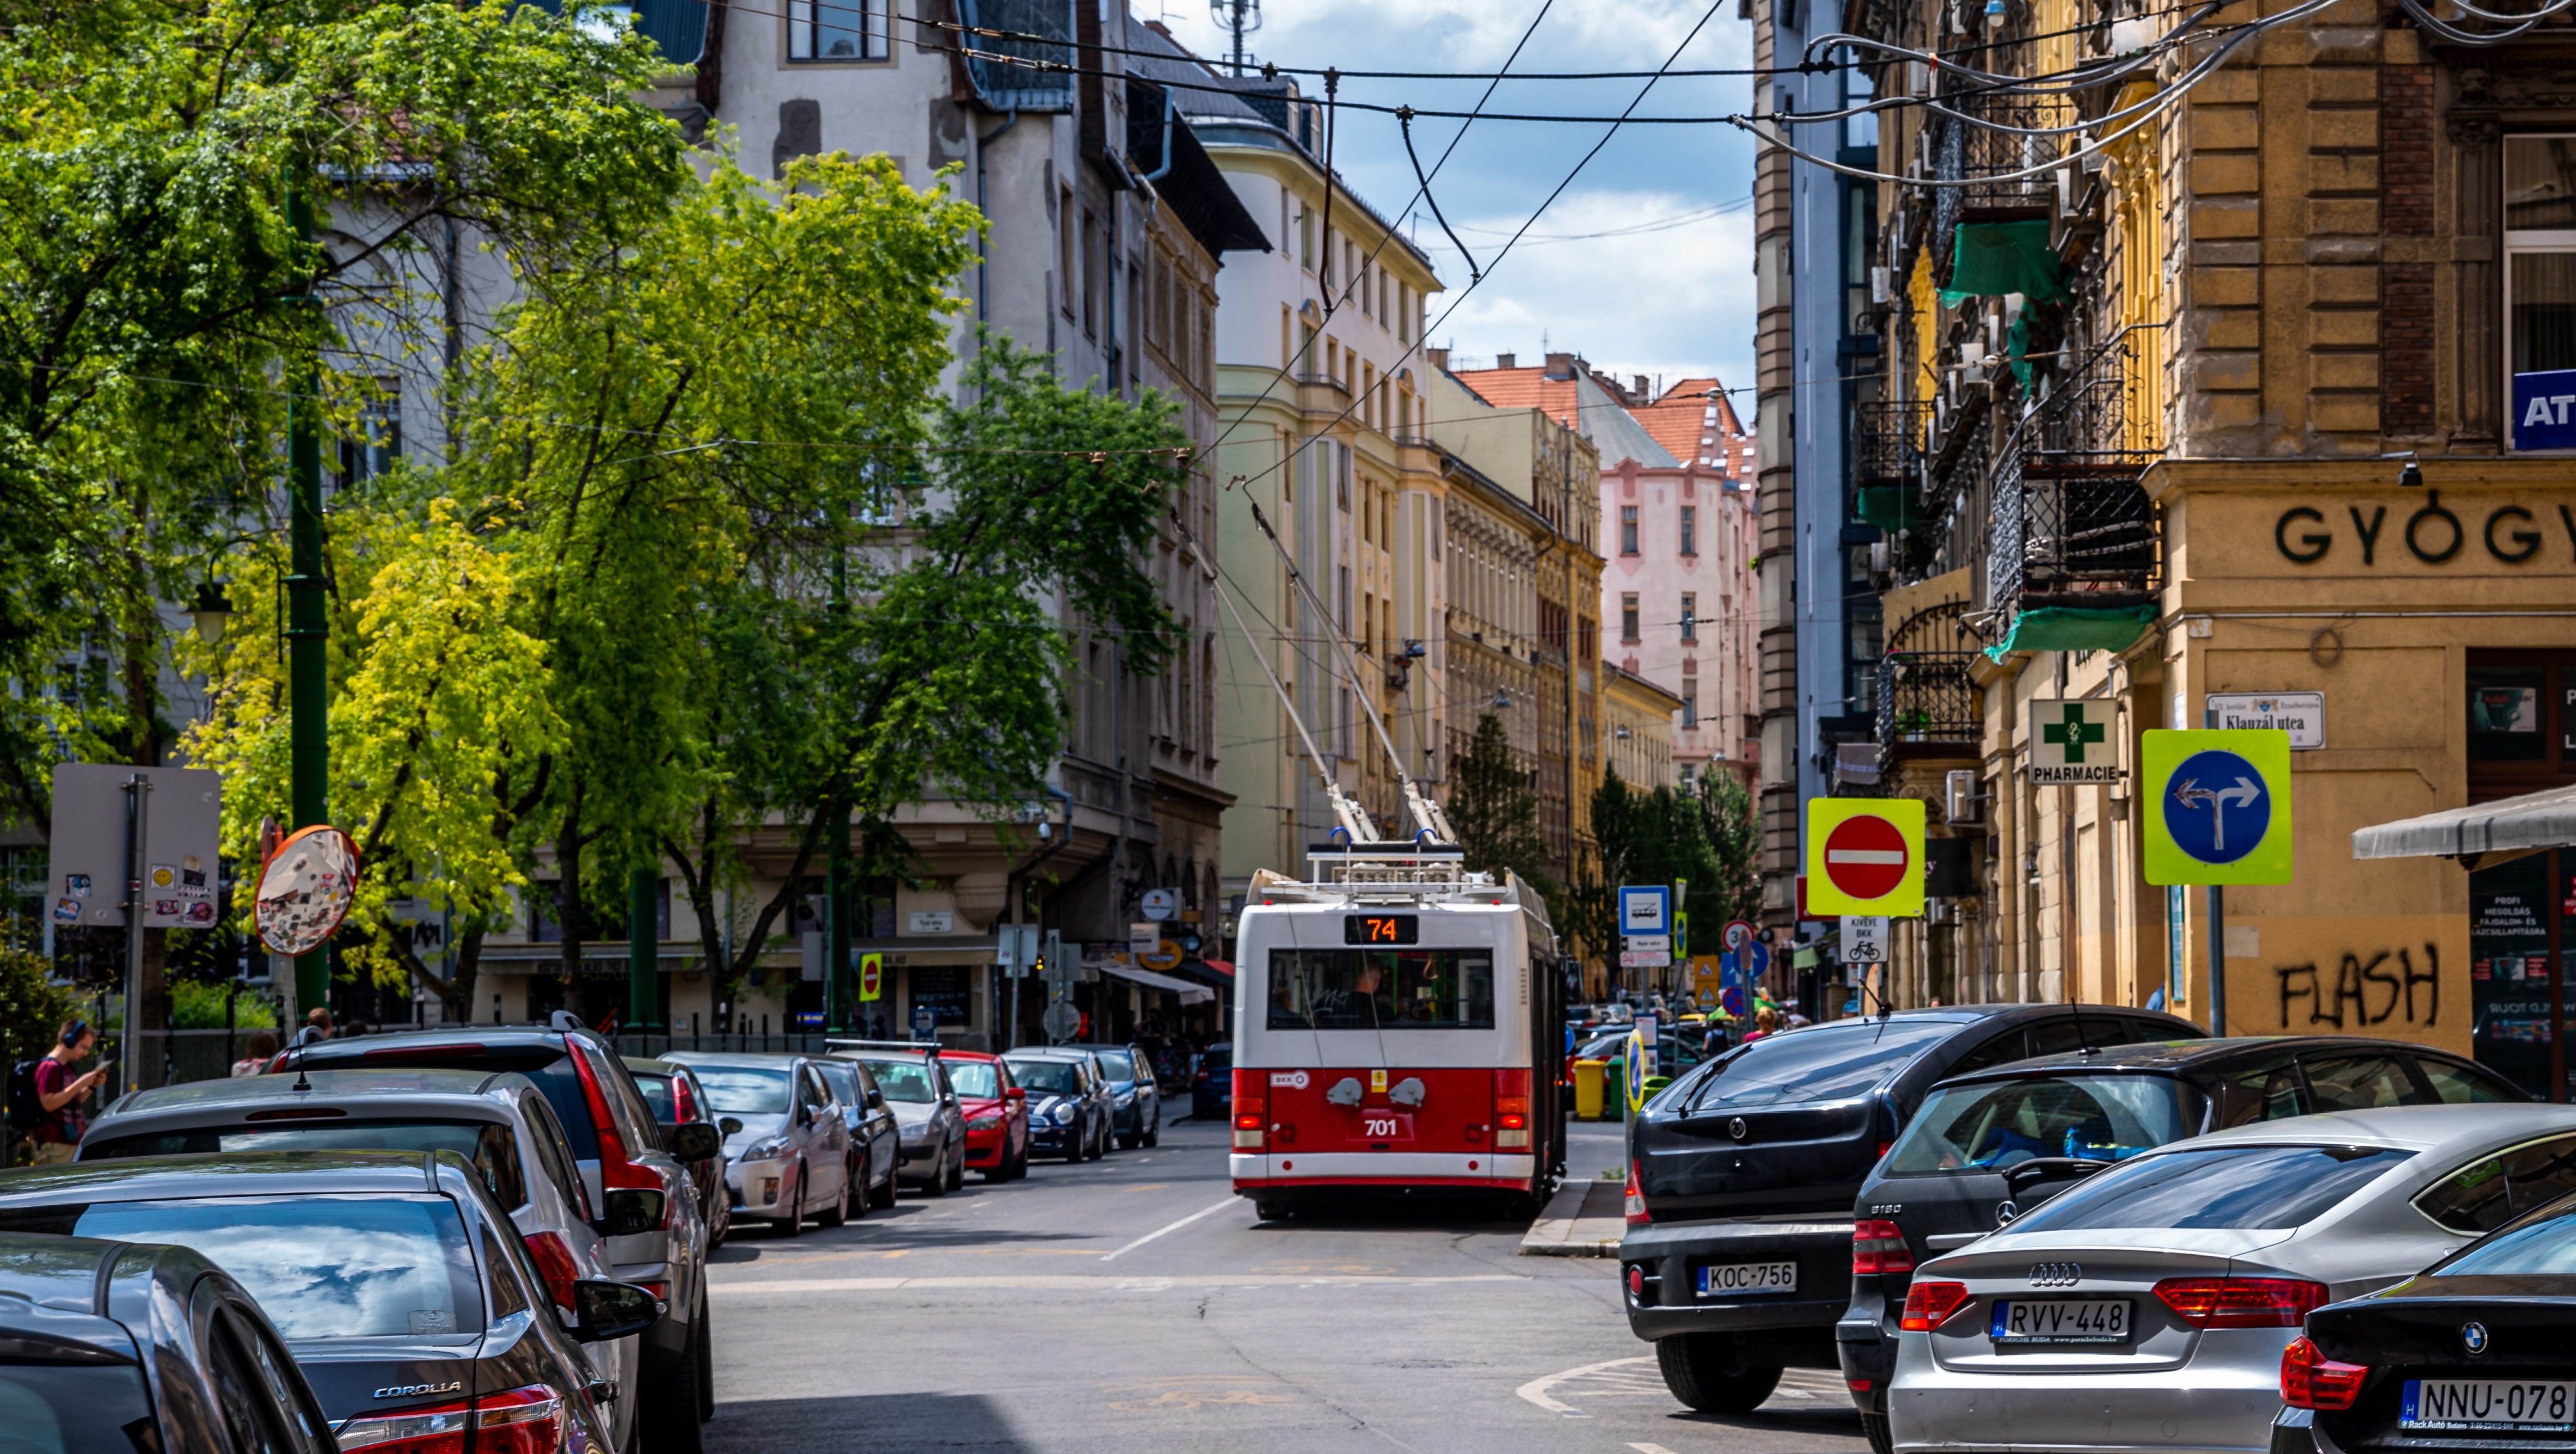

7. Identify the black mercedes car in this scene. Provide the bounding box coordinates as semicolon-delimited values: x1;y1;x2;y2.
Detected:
1621;1003;2200;1416
2282;1180;2576;1454
1839;1035;2524;1454
0;1151;660;1452
0;1230;335;1454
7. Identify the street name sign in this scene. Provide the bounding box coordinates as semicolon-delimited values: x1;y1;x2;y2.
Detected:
2205;692;2324;750
2142;729;2294;885
2031;698;2121;785
1806;797;1927;917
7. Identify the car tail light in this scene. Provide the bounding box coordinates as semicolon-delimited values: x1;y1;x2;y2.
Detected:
1232;1070;1266;1151
1494;1069;1532;1149
265;1051;290;1074
2281;1336;2368;1410
471;1384;567;1454
1853;1218;1916;1276
2154;1277;2329;1329
1900;1280;1971;1332
1624;1160;1650;1226
671;1077;699;1124
570;1044;661;1194
522;1231;581;1314
334;1398;471;1454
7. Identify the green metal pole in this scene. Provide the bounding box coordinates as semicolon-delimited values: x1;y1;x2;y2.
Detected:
824;552;852;1033
629;860;658;1031
286;181;330;1016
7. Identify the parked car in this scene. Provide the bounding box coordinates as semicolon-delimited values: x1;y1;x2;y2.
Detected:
0;1151;661;1453
661;1052;853;1235
1003;1048;1115;1163
275;1020;715;1453
78;1065;670;1454
1192;1042;1232;1121
808;1056;902;1208
1841;1035;2527;1451
2285;1169;2576;1454
830;1042;967;1194
1885;1106;2576;1454
628;1057;735;1248
1621;1004;2203;1417
0;1230;336;1454
941;1048;1032;1181
1094;1042;1162;1149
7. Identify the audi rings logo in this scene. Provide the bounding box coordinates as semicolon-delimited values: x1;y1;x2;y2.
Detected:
1728;1117;1748;1140
2027;1262;2083;1287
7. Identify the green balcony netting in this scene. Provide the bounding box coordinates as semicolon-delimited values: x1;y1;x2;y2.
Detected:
1982;604;2156;660
1938;220;2071;308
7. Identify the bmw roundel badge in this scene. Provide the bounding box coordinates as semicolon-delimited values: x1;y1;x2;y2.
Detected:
2463;1321;2491;1356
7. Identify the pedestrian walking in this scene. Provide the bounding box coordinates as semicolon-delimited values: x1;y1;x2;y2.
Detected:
231;1029;279;1077
1742;1005;1778;1043
291;1008;332;1047
27;1021;108;1165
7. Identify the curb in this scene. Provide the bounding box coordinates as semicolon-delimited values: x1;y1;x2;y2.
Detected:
1518;1181;1626;1258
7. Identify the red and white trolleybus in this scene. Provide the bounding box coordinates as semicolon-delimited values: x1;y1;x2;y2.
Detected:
1227;846;1566;1219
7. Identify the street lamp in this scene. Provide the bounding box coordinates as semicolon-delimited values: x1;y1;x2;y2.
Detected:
187;580;235;645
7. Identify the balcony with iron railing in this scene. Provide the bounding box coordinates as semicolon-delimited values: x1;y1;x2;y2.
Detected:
1875;651;1980;768
1988;324;2167;612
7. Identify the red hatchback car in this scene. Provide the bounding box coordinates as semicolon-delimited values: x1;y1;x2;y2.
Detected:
941;1050;1031;1181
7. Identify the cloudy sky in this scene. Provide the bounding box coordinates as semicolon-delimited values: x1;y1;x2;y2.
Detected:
1150;0;1762;409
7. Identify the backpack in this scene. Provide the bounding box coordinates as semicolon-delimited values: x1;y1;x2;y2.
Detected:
5;1059;42;1133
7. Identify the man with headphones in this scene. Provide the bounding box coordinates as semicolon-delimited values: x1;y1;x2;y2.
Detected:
31;1020;108;1164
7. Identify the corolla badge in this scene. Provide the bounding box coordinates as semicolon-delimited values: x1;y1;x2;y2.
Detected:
373;1382;464;1399
2027;1262;2082;1287
2463;1321;2491;1356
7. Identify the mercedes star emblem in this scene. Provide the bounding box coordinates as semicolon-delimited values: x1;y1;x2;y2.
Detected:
1728;1117;1747;1140
2463;1321;2491;1356
1996;1199;2021;1226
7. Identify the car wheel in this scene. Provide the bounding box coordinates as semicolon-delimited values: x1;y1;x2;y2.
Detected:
946;1144;965;1193
1143;1112;1160;1148
1088;1119;1108;1161
695;1297;715;1422
842;1158;868;1219
1654;1336;1780;1415
815;1164;849;1228
772;1165;804;1237
1010;1139;1030;1179
1253;1199;1293;1223
1860;1411;1894;1454
1118;1130;1140;1150
922;1149;950;1197
869;1155;898;1208
640;1295;709;1454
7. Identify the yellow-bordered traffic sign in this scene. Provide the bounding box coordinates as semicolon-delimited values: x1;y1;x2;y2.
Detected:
859;953;884;1002
1805;797;1927;917
2142;729;2293;885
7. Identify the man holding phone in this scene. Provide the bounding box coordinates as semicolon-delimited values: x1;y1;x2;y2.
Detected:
31;1020;108;1164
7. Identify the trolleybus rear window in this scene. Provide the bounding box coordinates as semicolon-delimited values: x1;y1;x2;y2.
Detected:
1267;949;1495;1030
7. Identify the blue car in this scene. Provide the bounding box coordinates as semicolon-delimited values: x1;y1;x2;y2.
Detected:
1094;1042;1162;1149
1191;1042;1231;1121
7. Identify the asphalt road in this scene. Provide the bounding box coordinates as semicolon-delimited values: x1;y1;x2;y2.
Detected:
701;1111;1867;1454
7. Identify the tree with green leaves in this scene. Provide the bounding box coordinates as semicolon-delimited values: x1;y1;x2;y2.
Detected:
1575;766;1761;974
1449;712;1558;903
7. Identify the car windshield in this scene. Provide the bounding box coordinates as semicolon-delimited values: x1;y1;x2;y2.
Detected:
85;1121;527;1210
814;1065;859;1103
686;1066;793;1115
947;1062;1000;1099
2003;1144;2416;1234
855;1059;936;1103
1678;1019;1959;1110
0;1365;160;1454
31;1194;483;1340
2438;1202;2576;1277
1883;1075;2209;1175
1094;1051;1137;1081
1008;1059;1083;1095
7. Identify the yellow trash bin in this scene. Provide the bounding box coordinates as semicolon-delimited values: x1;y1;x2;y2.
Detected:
1572;1058;1608;1121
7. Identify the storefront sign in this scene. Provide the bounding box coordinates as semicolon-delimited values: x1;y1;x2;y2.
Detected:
2205;692;2324;749
2513;367;2576;451
2273;492;2573;567
2030;698;2122;784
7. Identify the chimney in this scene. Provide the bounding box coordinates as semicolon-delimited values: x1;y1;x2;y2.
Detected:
1544;351;1576;380
1633;375;1650;399
1425;347;1450;370
1494;352;1517;370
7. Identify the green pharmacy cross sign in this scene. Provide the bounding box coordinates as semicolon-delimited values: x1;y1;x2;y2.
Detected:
2031;698;2121;786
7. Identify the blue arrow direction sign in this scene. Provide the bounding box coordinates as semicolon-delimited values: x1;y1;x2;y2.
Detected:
2166;748;2270;864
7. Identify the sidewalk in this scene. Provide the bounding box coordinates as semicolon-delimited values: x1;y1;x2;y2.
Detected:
1517;1179;1625;1257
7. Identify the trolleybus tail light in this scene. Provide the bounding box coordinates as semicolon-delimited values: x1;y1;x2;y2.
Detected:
1624;1160;1649;1225
2153;1277;2328;1329
2280;1336;2368;1410
1900;1280;1971;1332
1494;1068;1532;1150
1853;1219;1915;1276
1231;1069;1266;1151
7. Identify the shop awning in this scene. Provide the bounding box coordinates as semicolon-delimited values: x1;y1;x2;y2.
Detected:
2352;781;2576;866
1093;960;1214;1004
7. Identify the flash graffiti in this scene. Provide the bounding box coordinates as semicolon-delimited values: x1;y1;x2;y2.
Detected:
2277;945;2438;1030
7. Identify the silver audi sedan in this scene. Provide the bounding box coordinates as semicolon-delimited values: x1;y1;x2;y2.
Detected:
1886;1104;2576;1454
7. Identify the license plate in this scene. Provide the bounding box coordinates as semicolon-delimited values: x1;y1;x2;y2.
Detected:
1697;1261;1798;1297
2403;1380;2576;1431
1990;1298;2131;1344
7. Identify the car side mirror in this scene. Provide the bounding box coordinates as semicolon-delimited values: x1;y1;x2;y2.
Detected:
664;1121;721;1163
599;1188;665;1238
719;1116;743;1136
572;1279;664;1343
1006;1087;1026;1102
867;1089;885;1109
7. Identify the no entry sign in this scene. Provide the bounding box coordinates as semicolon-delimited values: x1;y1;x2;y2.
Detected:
1806;797;1927;917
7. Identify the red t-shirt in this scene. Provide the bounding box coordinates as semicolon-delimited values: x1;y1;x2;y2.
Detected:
30;1057;82;1144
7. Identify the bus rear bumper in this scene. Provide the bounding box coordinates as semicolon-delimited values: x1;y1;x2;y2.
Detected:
1230;1152;1536;1188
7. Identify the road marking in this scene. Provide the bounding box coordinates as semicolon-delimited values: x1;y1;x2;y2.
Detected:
1119;1182;1174;1193
1513;1355;1655;1416
709;1272;1530;1295
1100;1195;1237;1261
1629;1444;1685;1454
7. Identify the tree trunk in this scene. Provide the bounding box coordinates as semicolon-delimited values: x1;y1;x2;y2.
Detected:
554;781;587;1002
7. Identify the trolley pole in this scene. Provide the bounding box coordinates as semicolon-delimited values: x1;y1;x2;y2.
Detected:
286;180;330;1017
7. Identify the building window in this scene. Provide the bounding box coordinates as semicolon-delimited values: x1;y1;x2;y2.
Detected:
1679;592;1697;642
1060;192;1077;318
1620;593;1640;643
2507;136;2576;451
1679;504;1697;557
787;0;888;60
1619;505;1639;556
337;384;400;489
1682;679;1698;728
1080;209;1099;338
1678;762;1696;792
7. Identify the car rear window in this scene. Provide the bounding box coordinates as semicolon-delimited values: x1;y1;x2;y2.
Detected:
298;1041;602;1164
85;1120;528;1210
1095;1051;1137;1080
1005;1059;1081;1096
1883;1075;2208;1176
632;1072;676;1120
0;1365;160;1454
2002;1144;2416;1234
28;1194;483;1339
947;1062;999;1099
1201;1046;1230;1071
855;1058;938;1102
1677;1018;1960;1110
2435;1201;2576;1277
687;1066;793;1114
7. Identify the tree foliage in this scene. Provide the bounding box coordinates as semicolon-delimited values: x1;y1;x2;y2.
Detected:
1575;767;1761;971
1449;712;1557;902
